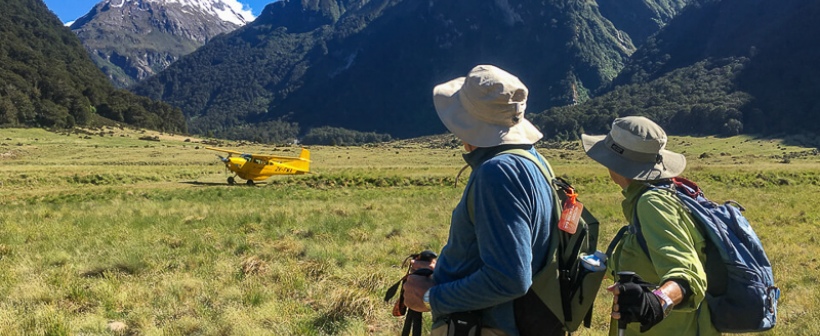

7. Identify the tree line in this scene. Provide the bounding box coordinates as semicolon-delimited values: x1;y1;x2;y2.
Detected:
0;0;186;133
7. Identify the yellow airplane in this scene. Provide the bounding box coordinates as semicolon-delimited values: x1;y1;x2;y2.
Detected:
206;147;311;185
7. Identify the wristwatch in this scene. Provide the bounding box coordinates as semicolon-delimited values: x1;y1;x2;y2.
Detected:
423;289;431;310
653;289;674;317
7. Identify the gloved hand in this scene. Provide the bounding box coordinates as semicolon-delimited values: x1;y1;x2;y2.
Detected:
615;274;664;332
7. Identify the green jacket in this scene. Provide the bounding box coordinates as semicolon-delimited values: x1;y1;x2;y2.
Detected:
607;181;720;336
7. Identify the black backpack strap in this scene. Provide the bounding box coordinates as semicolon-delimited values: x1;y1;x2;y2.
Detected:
606;225;629;258
628;181;678;261
605;224;652;277
630;211;652;261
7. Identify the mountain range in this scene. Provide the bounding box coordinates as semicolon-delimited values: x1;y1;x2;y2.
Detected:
132;0;690;141
6;0;819;143
535;0;820;139
70;0;253;88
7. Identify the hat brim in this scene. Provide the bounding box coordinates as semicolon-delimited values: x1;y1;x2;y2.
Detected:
433;77;543;147
582;134;686;181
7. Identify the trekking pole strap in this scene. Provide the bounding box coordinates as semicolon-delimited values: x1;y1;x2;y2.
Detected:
402;310;423;336
400;267;434;336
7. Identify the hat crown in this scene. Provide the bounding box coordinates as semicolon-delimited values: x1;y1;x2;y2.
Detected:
581;116;685;181
459;65;527;127
610;116;668;154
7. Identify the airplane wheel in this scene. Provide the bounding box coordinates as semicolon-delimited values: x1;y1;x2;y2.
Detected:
246;180;255;186
227;177;236;185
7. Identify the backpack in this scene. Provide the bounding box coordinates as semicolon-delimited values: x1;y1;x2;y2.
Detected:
610;177;780;333
467;149;605;335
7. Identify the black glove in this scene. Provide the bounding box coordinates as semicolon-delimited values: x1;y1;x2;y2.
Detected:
617;274;664;332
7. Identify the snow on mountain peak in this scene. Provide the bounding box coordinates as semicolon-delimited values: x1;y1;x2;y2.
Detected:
104;0;255;25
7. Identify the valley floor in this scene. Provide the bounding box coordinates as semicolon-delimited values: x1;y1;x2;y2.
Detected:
0;127;815;335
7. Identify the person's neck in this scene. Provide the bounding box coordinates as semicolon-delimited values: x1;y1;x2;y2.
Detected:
610;171;633;189
462;144;533;168
463;142;478;152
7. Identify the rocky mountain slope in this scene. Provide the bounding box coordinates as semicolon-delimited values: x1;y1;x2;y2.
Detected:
70;0;253;87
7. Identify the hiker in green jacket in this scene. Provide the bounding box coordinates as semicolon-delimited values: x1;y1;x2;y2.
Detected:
581;116;719;336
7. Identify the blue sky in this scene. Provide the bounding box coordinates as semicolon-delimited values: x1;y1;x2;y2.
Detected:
43;0;274;24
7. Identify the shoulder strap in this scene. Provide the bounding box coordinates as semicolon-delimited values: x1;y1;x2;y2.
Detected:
624;182;680;261
630;207;652;260
606;226;630;258
465;148;562;222
500;148;556;179
497;149;563;221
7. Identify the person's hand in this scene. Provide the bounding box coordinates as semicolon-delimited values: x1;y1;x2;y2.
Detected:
410;258;436;272
607;274;664;332
403;273;435;312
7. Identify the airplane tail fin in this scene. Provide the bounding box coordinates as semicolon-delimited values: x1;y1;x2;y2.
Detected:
291;148;311;173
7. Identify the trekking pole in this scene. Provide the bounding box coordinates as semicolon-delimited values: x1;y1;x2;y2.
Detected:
404;250;437;336
384;250;436;336
616;271;636;336
402;267;433;336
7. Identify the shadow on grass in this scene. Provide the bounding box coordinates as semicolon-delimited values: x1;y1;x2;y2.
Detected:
311;313;348;335
178;181;268;187
81;259;148;278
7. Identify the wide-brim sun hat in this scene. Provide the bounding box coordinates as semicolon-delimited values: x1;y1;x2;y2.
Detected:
582;116;686;181
433;65;543;147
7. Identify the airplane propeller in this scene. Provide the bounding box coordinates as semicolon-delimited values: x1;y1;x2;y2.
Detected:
215;154;231;178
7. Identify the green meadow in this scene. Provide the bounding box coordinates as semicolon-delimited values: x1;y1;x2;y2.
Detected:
0;127;817;335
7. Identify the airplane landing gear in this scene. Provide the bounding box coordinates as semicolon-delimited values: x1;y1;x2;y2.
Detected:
227;177;236;185
246;180;255;186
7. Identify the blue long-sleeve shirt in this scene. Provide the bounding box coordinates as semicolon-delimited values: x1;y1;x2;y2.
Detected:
430;145;554;335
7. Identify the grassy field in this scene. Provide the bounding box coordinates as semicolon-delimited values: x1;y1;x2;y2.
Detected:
0;126;817;335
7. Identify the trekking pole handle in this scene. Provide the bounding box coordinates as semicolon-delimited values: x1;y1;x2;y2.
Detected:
616;271;636;336
417;250;437;262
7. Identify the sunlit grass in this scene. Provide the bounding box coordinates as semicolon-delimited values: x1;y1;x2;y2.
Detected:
0;127;817;334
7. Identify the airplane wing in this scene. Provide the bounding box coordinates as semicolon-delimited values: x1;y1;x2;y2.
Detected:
205;147;243;156
207;147;311;162
252;153;310;162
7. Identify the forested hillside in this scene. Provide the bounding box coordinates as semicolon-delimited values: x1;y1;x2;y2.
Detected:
0;0;186;132
133;0;687;142
596;0;688;46
534;0;820;139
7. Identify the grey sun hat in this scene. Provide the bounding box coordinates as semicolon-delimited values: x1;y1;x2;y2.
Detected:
433;65;543;147
582;116;686;181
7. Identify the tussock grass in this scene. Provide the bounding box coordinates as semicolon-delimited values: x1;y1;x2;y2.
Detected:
0;128;817;334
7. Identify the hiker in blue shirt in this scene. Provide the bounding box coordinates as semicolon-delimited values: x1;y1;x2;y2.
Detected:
402;65;557;336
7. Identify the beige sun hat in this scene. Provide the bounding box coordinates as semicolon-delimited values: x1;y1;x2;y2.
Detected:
582;116;686;181
433;65;543;147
